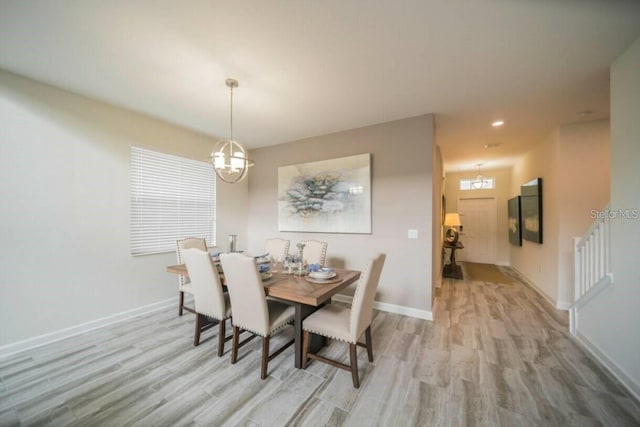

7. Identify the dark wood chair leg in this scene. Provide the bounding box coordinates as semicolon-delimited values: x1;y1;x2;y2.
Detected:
261;336;270;379
349;343;359;388
365;326;374;362
179;291;185;316
231;326;239;364
194;313;202;346
217;319;226;357
302;331;310;369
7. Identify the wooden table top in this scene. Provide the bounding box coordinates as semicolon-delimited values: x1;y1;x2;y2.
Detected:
166;264;360;307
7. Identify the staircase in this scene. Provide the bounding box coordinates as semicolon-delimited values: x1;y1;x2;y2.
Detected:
570;204;614;334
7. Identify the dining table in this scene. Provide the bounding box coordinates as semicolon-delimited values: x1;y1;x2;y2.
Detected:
166;263;361;368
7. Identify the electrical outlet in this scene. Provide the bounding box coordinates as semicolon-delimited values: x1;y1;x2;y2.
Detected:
408;229;418;239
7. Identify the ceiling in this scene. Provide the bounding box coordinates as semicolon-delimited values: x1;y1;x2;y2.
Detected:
2;1;639;172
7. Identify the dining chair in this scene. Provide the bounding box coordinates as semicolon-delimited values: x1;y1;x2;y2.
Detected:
302;239;328;266
301;253;386;388
181;248;232;356
219;252;295;379
176;237;207;315
265;238;290;262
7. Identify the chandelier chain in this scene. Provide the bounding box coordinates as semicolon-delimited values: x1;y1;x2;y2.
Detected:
229;82;234;142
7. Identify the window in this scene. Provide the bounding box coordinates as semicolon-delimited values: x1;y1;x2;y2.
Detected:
130;146;216;255
459;177;495;190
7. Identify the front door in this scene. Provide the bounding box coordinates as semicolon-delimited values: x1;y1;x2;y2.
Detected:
457;197;496;264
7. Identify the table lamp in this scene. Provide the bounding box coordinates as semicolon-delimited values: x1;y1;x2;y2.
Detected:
444;213;462;244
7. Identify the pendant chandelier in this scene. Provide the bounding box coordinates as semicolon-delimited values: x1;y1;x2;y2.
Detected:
471;163;487;189
211;78;254;184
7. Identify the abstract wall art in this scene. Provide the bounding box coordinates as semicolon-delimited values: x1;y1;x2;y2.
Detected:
278;153;371;233
521;177;543;244
508;196;522;246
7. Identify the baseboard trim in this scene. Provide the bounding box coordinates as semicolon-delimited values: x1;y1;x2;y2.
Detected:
332;294;433;320
573;330;640;403
574;273;614;309
511;267;569;311
0;298;175;360
2;294;435;359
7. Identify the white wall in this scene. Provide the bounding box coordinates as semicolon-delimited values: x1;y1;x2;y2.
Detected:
444;168;512;266
509;120;609;308
556;120;610;304
245;115;436;314
578;36;640;397
432;145;444;296
510;131;560;303
0;70;247;348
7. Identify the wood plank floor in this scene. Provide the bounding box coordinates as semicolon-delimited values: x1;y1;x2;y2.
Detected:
1;269;639;426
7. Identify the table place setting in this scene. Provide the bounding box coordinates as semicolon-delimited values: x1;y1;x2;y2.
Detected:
258;262;273;280
305;264;339;284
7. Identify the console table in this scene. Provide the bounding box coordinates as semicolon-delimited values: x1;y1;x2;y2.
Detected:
443;241;464;279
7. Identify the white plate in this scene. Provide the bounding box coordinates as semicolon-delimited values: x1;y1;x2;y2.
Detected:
261;272;273;280
309;271;336;280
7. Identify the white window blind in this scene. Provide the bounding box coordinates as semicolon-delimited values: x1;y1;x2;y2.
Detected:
130;146;216;255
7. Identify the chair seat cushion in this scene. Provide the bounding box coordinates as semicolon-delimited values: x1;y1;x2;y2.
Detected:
266;300;295;335
303;304;352;343
180;282;193;294
197;292;232;320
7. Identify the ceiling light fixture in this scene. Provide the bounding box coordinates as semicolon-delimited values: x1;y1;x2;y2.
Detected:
471;163;487;189
491;120;504;127
211;78;254;184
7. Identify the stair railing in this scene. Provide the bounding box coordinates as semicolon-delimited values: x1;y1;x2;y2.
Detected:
571;204;614;334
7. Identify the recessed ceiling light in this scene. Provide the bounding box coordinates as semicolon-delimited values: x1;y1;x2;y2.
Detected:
491;120;504;127
484;143;501;149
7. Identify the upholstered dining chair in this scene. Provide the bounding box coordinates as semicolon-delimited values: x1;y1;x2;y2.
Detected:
176;237;207;315
301;253;386;388
265;238;290;262
302;239;328;266
219;252;295;379
181;248;232;356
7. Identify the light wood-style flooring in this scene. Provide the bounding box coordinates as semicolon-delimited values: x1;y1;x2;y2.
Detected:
1;268;639;426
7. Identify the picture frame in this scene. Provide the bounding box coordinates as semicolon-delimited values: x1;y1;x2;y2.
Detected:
278;153;371;233
508;196;522;246
520;177;543;244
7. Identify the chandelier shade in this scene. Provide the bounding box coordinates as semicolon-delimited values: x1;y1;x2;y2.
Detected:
211;78;253;184
471;163;487;189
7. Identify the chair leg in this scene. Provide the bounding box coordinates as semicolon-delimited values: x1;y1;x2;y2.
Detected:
302;331;310;369
194;313;202;346
261;336;270;379
231;326;239;364
349;343;360;388
179;291;185;316
217;319;226;357
365;326;374;362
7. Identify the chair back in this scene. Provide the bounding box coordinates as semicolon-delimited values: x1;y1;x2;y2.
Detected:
265;238;290;262
349;253;386;342
219;253;270;336
182;248;227;319
302;240;328;266
176;237;207;286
